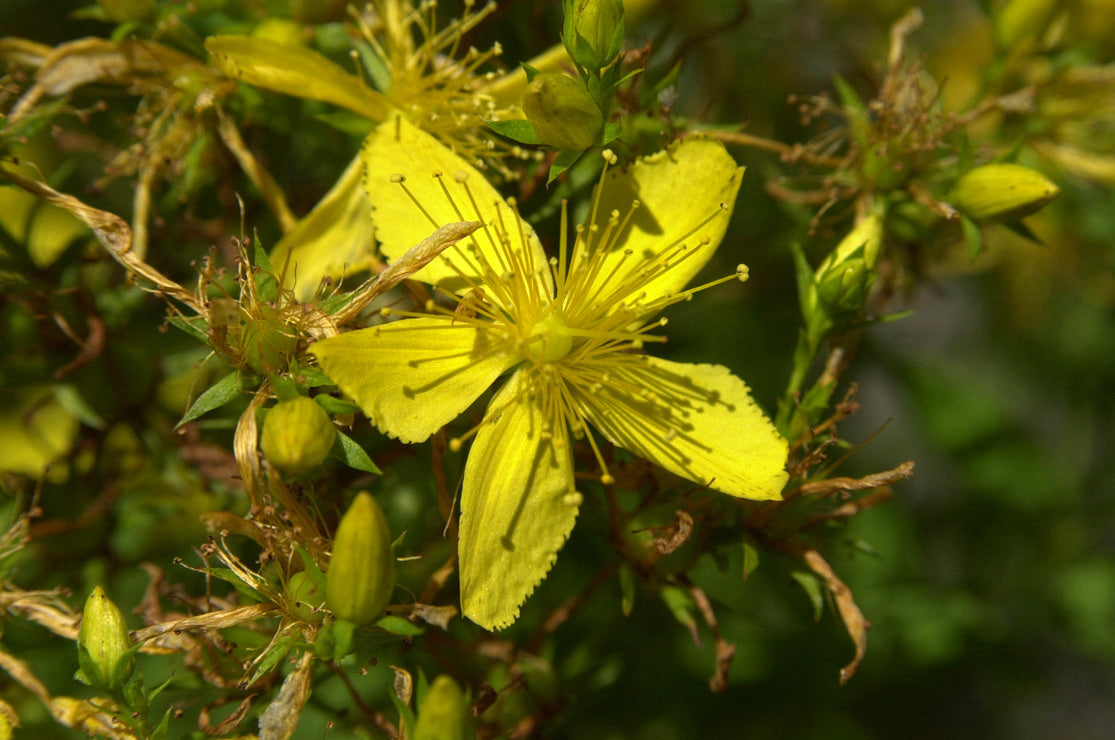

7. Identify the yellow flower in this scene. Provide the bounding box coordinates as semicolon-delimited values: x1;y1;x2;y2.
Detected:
311;118;788;630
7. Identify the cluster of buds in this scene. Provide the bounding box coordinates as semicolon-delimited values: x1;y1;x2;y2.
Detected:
801;209;885;341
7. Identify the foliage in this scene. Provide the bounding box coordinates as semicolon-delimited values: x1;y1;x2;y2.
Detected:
1;0;1112;738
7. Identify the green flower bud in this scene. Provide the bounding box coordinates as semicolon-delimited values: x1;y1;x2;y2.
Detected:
563;0;625;71
413;675;473;740
77;587;134;692
326;493;395;626
521;73;603;151
285;570;325;623
950;163;1060;222
260;397;336;476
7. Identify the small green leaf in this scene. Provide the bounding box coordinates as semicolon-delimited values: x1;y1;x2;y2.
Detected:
601;120;623;145
375;614;424;636
246;635;294;686
659;585;699;643
53;384;105;430
790;570;824;621
176;372;241;428
315;395;363;416
166;315;209;343
961;214;984;261
547;149;583;184
619;563;636;616
742;538;761;582
485;119;543;145
316;619;356;661
332;430;382;474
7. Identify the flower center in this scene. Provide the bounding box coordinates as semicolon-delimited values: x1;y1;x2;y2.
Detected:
523;313;574;364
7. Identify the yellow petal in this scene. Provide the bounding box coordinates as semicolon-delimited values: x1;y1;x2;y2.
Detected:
362;117;552;300
270;154;376;301
578;357;788;500
206;36;392;121
580;136;743;308
310;318;518;443
459;370;579;630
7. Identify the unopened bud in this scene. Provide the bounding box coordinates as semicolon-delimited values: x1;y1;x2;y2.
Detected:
285;570;326;623
950;163;1060;222
326;493;395;626
563;0;625;71
261;397;336;475
413;675;472;740
521;73;603;151
77;587;134;691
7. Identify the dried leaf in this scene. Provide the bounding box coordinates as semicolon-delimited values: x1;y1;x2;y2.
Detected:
257;652;314;740
802;548;869;684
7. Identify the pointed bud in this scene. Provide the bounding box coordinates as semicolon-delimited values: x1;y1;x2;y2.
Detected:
260;397;336;476
326;493;395;626
521;73;603;151
563;0;625;71
950;163;1060;222
77;587;134;691
413;675;473;740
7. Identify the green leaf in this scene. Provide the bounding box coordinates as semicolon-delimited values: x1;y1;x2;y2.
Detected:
316;619;356;661
246;635;295;686
742;538;761;583
659;585;699;642
251;241;278;303
332;430;382;474
547;149;583;184
315;395;363;416
176;372;241;428
53;384;106;430
601;120;623;145
790;570;825;621
961;214;984;261
375;614;424;636
619;563;637;616
166;315;210;343
485;119;542;145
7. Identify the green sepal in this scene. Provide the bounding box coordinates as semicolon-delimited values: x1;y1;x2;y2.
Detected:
659;585;699;643
245;634;295;686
